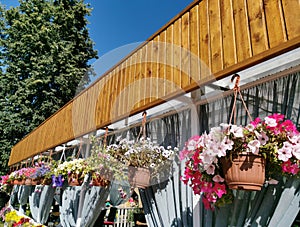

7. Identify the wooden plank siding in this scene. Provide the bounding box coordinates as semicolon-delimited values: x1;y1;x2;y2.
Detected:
9;0;300;166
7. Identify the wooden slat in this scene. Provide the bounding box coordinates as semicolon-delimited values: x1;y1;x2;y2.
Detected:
145;41;153;104
220;0;237;68
87;84;98;132
247;0;269;55
118;61;127;118
117;65;125;117
63;103;74;142
131;53;139;110
158;31;167;97
74;94;83;137
135;48;144;109
165;25;174;95
232;0;252;61
110;65;122;119
126;53;137;115
148;38;155;101
138;45;147;108
107;72;115;124
209;0;223;73
181;11;191;87
264;0;287;48
95;76;107;126
48;114;58;149
281;0;300;40
173;17;182;87
8;0;300;165
199;0;211;79
85;86;93;132
189;5;200;85
133;49;143;109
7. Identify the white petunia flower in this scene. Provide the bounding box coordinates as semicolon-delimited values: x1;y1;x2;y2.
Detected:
278;142;293;161
264;117;277;127
292;144;300;160
230;125;244;138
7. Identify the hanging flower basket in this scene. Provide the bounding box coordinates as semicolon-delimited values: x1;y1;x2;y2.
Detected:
91;172;111;187
128;166;151;189
67;173;83;186
221;153;265;190
52;158;90;187
31;178;41;186
13;179;25;185
180;76;300;210
41;177;52;186
104;111;177;188
180;113;300;210
25;178;32;186
91;175;110;187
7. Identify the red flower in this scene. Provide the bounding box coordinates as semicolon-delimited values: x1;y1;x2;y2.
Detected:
202;196;214;210
282;160;299;175
213;182;226;198
268;113;285;122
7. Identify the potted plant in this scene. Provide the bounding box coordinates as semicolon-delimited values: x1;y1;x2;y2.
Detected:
107;137;177;188
52;158;91;186
0;207;45;227
29;163;52;185
180;113;300;210
8;167;36;185
86;136;126;187
0;175;11;208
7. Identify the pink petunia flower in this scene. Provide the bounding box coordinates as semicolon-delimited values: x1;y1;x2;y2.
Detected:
248;140;261;155
212;175;224;183
204;164;215;175
255;130;269;145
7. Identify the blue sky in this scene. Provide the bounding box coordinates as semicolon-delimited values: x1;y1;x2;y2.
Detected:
1;0;193;76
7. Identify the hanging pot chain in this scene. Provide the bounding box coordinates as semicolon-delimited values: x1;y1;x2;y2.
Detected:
229;74;252;125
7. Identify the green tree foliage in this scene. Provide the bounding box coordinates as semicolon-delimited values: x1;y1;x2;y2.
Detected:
0;0;98;175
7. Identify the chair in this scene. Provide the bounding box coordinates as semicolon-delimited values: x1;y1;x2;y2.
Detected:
103;207;117;226
134;213;147;227
93;209;107;226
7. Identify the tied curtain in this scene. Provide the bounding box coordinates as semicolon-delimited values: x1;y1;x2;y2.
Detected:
59;175;110;227
109;72;300;226
29;185;55;224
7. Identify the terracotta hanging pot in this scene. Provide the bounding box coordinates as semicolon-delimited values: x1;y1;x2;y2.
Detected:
25;178;32;185
91;175;110;187
221;153;265;191
31;178;41;185
41;178;52;185
128;166;150;189
91;172;111;187
14;179;25;185
68;173;83;186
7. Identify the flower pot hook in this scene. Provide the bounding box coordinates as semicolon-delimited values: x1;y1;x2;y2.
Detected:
229;74;252;125
137;111;147;142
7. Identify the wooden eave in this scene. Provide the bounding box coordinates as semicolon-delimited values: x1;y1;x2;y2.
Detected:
9;0;300;166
